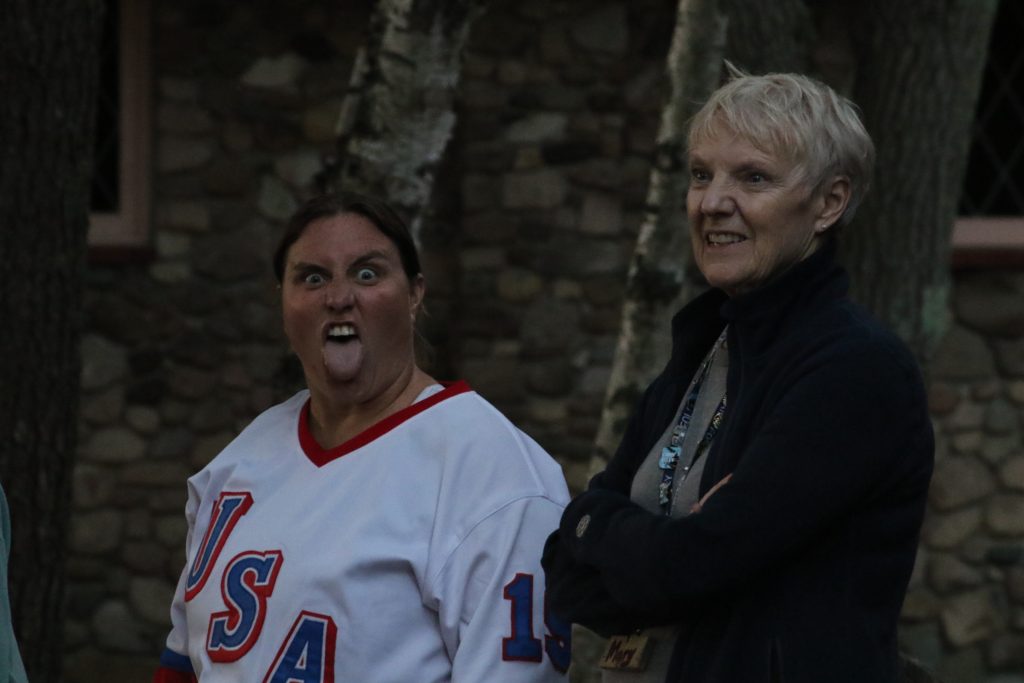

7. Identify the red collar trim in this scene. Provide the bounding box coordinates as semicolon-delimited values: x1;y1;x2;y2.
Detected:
298;380;472;467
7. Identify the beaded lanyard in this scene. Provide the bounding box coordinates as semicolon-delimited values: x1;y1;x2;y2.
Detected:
658;330;728;516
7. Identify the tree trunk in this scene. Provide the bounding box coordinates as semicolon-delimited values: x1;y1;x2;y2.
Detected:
718;0;813;74
587;0;728;482
0;1;103;681
588;0;814;482
321;0;488;240
574;3;726;681
840;0;999;362
839;4;996;680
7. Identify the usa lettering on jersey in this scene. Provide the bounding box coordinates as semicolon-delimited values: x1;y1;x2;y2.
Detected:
181;484;567;678
207;550;284;662
185;491;253;601
187;492;341;679
262;611;337;683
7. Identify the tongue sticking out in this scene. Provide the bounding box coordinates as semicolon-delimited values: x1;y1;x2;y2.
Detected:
323;339;363;381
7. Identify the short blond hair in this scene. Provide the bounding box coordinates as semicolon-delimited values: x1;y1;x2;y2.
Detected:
688;69;875;227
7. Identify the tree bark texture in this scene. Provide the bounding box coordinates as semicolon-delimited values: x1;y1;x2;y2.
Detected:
324;0;488;240
0;1;103;680
587;0;728;484
578;1;728;676
587;0;813;482
841;0;999;362
718;0;813;74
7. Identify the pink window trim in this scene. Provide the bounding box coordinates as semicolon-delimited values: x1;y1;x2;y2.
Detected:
952;217;1024;268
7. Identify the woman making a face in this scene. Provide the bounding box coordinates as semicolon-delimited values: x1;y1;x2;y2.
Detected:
155;193;571;682
544;71;933;683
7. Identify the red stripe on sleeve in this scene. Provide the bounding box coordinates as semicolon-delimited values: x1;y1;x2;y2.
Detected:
152;667;197;683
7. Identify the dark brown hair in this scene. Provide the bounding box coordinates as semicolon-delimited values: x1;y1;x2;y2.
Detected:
272;192;422;283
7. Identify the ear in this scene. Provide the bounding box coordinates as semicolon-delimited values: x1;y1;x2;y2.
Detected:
814;176;851;234
409;274;426;317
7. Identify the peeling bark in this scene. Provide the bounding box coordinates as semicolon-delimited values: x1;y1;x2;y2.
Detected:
323;0;488;240
573;3;727;680
587;0;727;482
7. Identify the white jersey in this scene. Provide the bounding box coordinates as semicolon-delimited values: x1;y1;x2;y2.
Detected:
157;381;571;682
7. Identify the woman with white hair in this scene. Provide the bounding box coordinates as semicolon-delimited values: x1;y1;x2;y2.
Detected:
543;71;934;683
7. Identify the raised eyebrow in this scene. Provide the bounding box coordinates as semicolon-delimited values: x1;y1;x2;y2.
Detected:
350;250;391;268
288;260;329;274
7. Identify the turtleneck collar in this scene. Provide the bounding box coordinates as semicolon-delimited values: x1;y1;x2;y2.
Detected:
719;236;847;323
667;237;849;379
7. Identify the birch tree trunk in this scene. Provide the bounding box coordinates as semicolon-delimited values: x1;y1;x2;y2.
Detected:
841;0;999;363
587;0;816;483
0;1;102;681
586;0;728;485
572;2;727;680
321;0;488;240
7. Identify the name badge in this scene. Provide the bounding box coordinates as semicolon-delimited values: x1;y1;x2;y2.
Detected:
599;634;652;671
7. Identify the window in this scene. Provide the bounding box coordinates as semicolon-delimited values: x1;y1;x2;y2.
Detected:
953;0;1024;266
88;0;152;255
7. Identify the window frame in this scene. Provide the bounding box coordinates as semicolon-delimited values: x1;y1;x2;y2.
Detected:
952;217;1024;268
88;0;153;259
951;1;1024;269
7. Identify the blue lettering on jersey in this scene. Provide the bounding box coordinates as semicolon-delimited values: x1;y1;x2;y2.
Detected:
207;550;284;662
186;491;254;601
262;611;337;683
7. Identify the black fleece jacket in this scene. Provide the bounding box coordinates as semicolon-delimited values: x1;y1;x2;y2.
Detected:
543;243;934;683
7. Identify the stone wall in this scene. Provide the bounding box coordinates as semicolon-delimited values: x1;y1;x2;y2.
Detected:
63;1;1023;682
433;0;675;489
900;272;1024;682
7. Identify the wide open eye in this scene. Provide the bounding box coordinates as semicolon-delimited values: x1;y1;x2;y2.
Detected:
355;267;378;283
303;272;327;286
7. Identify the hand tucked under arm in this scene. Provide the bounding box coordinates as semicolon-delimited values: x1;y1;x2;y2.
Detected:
543;524;676;636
